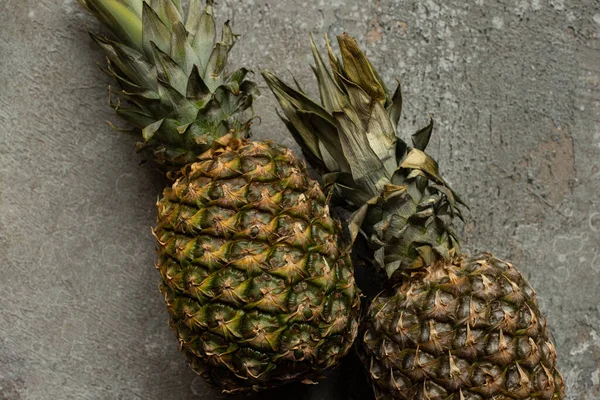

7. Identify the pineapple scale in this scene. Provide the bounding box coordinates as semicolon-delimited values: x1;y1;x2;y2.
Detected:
154;137;360;392
362;253;564;400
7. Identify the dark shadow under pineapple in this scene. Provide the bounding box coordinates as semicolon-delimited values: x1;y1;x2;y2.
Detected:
78;0;359;393
263;34;564;399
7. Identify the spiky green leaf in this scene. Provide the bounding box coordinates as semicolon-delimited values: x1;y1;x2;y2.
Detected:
412;118;434;151
334;111;389;194
142;118;164;141
189;0;216;71
337;34;386;104
310;35;346;113
142;2;171;57
388;81;403;128
151;42;188;95
186;64;211;101
365;102;397;174
82;0;143;51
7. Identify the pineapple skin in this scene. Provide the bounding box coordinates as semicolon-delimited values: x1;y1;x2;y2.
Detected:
154;136;360;392
363;253;564;400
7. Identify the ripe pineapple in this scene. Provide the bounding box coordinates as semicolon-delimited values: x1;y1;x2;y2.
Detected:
78;0;360;392
263;34;565;399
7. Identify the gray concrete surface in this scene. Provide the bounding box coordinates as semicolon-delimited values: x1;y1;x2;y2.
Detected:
1;0;599;399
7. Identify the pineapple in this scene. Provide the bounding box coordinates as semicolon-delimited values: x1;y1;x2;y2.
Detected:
263;34;565;399
78;0;360;393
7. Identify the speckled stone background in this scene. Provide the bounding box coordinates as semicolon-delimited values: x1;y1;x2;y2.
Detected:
1;0;599;399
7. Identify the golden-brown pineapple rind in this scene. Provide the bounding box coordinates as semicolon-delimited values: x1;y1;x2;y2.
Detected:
154;136;360;392
363;253;564;399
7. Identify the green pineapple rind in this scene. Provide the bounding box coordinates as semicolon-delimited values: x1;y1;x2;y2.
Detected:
79;0;258;166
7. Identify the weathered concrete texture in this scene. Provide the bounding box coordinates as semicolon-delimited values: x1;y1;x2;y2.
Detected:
0;0;599;399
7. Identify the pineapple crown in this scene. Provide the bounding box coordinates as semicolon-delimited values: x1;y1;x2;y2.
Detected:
78;0;258;166
262;34;466;279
